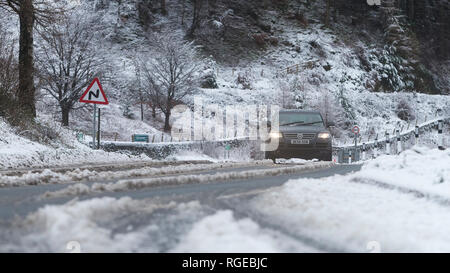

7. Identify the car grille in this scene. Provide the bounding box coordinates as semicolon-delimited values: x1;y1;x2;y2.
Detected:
315;143;329;148
283;133;316;140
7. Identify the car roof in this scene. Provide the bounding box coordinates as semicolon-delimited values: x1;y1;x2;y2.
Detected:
279;109;321;114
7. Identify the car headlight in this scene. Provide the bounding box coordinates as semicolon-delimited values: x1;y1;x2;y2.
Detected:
318;132;331;139
269;132;282;139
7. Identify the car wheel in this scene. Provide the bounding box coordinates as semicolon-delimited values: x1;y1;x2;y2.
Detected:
321;153;332;162
264;152;276;163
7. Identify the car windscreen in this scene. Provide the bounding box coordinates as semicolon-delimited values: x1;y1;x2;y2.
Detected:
279;112;324;127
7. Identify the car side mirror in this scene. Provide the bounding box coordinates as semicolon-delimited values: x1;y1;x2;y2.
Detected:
327;121;335;127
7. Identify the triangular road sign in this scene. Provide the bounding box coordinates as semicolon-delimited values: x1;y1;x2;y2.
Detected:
79;78;109;105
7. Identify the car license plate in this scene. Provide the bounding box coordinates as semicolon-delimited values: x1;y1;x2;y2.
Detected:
291;140;309;145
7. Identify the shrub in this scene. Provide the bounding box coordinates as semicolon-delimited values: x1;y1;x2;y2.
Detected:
396;99;415;121
236;72;252;90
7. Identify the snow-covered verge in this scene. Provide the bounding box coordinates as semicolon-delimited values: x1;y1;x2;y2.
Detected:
248;146;450;252
0;198;312;252
357;146;450;199
0;118;151;170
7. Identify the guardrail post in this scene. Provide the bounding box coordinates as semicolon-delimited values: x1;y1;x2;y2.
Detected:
385;132;390;155
374;135;378;158
438;120;445;150
338;149;343;163
348;149;352;164
362;143;366;161
414;125;419;145
396;129;402;154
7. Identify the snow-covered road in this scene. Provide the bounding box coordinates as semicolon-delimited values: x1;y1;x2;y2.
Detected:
0;146;448;253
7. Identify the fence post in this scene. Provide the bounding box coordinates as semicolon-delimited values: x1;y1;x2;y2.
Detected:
385;132;390;155
396;129;402;154
152;135;155;143
438;120;445;150
161;133;164;142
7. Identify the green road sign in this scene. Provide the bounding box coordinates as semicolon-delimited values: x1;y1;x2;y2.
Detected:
76;132;84;142
132;134;149;143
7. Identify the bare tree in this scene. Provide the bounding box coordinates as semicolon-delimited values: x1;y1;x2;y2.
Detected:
0;0;66;121
161;0;167;15
141;33;202;132
187;0;204;38
0;24;18;117
35;14;103;126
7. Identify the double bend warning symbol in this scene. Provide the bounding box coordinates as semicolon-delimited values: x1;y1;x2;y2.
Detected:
79;78;109;105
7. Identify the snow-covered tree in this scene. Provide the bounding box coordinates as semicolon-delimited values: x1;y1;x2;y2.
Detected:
140;32;202;131
0;24;18;118
35;12;104;126
0;0;67;121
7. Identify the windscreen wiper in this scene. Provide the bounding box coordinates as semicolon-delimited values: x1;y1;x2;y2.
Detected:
281;121;323;126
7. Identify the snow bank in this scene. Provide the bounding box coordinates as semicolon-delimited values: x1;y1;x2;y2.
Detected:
167;150;218;162
1;163;234;188
358;146;450;199
0;119;151;170
0;197;210;252
249;146;450;252
0;161;272;190
173;210;285;252
1;197;309;253
0;197;165;252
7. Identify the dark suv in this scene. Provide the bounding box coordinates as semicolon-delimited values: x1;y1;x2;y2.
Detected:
264;110;333;162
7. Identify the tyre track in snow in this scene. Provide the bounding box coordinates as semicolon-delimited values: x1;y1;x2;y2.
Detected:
0;161;274;188
212;195;350;253
346;177;450;207
40;161;335;199
0;161;332;220
0;163;360;252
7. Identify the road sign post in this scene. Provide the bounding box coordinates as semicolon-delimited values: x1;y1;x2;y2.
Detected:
79;78;109;150
97;108;101;149
93;104;97;149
